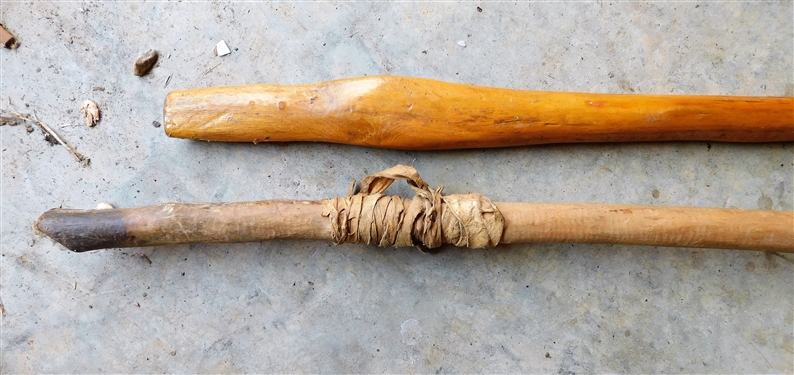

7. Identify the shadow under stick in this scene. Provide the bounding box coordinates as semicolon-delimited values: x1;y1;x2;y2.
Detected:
36;166;794;253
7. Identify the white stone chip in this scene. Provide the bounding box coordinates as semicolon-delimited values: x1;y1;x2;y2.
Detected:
214;40;231;56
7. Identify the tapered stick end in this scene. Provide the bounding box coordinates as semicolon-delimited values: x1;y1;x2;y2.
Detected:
36;208;130;252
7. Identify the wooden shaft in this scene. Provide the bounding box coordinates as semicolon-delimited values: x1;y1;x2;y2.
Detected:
499;203;793;252
163;76;794;150
36;200;793;253
35;201;330;252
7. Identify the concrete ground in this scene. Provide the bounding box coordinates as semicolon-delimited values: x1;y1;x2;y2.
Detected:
1;2;792;373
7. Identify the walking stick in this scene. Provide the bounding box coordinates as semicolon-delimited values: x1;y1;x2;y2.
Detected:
36;166;794;253
163;76;794;150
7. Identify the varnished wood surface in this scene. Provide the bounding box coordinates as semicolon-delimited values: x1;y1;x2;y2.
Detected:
163;76;794;149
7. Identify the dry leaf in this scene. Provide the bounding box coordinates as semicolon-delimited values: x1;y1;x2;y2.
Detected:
81;100;100;127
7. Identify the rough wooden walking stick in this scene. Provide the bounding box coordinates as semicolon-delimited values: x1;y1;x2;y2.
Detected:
163;76;794;149
36;166;794;253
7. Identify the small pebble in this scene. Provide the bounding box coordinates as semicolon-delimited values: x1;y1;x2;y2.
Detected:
152;121;161;128
133;49;158;76
96;202;113;210
67;37;73;44
457;40;466;47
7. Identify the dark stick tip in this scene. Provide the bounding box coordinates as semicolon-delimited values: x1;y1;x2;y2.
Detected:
36;209;130;252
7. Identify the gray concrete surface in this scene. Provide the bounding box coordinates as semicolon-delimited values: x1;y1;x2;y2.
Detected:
1;2;793;373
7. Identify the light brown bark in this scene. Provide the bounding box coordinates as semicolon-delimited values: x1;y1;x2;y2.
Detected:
36;200;793;253
36;200;330;252
498;203;794;252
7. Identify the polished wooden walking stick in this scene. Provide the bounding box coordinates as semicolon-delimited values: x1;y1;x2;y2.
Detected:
36;166;794;253
163;76;794;149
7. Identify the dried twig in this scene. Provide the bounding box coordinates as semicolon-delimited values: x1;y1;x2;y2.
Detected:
1;107;90;166
203;63;221;75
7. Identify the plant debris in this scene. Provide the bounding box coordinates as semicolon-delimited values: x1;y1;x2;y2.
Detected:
80;100;100;127
1;115;34;132
0;115;22;126
203;62;221;75
2;104;90;166
92;86;105;91
133;49;158;76
44;131;59;146
0;24;18;49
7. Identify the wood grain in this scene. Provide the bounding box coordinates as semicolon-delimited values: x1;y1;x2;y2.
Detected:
163;76;794;149
498;203;794;252
36;200;793;253
36;200;330;252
